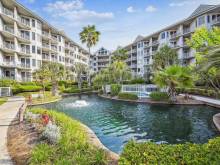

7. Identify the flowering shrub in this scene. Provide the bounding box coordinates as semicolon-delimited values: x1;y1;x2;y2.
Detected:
41;121;60;144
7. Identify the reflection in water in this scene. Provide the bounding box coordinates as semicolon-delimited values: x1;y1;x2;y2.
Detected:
39;94;220;153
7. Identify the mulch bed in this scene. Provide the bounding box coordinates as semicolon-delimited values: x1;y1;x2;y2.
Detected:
7;116;40;165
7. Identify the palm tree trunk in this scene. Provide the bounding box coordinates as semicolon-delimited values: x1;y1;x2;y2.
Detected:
52;80;58;96
88;47;91;87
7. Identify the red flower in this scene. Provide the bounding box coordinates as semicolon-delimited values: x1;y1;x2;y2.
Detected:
42;113;50;125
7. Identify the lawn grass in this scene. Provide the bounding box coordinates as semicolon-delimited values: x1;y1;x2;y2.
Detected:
29;108;108;165
0;97;7;105
17;91;60;105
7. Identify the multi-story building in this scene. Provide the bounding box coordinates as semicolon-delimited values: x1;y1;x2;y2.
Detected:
0;0;89;82
91;47;111;73
122;4;220;77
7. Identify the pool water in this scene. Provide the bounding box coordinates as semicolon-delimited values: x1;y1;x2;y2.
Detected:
39;94;220;153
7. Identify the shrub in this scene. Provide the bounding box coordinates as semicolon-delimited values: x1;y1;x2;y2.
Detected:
131;78;145;84
29;108;108;164
20;81;37;86
62;88;80;93
118;92;138;100
81;88;93;92
149;92;169;101
119;138;220;164
41;122;60;144
12;85;42;94
0;79;17;87
111;84;121;96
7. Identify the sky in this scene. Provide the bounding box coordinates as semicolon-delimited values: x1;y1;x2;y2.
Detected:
18;0;220;52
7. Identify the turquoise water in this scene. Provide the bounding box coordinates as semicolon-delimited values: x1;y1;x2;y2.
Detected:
39;94;220;153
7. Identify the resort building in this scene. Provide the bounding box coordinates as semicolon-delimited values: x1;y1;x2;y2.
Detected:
122;4;220;77
0;0;89;82
91;47;111;73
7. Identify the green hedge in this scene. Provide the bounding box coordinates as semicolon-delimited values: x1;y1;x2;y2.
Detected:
176;87;220;98
130;78;145;84
63;87;92;94
111;84;121;96
119;138;220;164
149;92;169;101
12;85;42;94
118;92;138;100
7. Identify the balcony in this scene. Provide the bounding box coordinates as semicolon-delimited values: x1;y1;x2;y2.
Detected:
42;31;50;40
131;64;137;68
20;47;31;56
17;16;30;29
0;60;16;68
51;36;58;43
3;25;14;34
152;40;159;45
17;63;31;69
1;42;15;53
51;46;57;52
183;28;191;35
182;53;194;60
170;44;180;49
17;32;30;43
42;54;50;61
42;43;50;51
2;7;14;19
212;17;220;25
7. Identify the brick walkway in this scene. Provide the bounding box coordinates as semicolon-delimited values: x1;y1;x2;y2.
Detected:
0;97;25;165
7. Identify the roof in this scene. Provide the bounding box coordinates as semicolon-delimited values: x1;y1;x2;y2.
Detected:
133;35;144;43
121;4;220;50
189;4;217;18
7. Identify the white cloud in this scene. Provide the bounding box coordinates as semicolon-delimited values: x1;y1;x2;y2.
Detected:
45;0;83;12
44;0;114;26
145;5;157;12
127;6;135;13
169;1;196;7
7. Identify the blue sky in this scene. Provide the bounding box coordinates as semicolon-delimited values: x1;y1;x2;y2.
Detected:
18;0;220;52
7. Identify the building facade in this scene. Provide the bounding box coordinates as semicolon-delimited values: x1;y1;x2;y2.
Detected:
91;47;111;73
122;5;220;77
0;0;89;82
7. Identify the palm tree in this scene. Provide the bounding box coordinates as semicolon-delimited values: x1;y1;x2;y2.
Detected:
152;45;178;71
110;61;132;84
79;25;100;86
46;62;65;96
33;65;50;97
154;65;193;102
71;63;87;90
111;48;128;62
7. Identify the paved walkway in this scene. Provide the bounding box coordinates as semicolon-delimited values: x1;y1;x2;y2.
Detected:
190;95;220;108
0;97;25;165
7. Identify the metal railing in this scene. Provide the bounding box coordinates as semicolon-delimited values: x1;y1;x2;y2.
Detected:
3;42;15;50
2;7;14;18
3;25;14;34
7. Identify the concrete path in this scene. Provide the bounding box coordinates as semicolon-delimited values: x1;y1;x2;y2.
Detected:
190;95;220;108
0;97;25;165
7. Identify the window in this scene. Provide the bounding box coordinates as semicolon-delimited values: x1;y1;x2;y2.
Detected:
37;34;41;42
59;36;61;42
32;59;36;67
32;32;35;40
32;19;35;27
37;60;41;67
37;47;41;55
207;15;210;23
198;16;205;26
59;56;61;61
59;46;61;52
37;21;41;29
32;45;36;53
161;32;166;39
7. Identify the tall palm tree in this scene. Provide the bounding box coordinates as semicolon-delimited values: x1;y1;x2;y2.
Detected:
111;48;128;62
79;25;100;86
46;62;65;96
71;63;87;90
154;65;193;102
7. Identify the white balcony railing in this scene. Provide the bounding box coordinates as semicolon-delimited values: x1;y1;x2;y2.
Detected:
183;28;191;34
3;25;14;34
42;43;50;48
42;31;50;37
18;63;31;69
19;32;30;41
17;16;30;27
1;60;15;67
152;40;159;45
20;47;30;54
3;42;15;50
212;17;220;24
2;7;14;18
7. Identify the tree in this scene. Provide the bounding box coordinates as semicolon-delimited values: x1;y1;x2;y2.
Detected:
33;65;50;97
187;27;220;91
46;62;65;96
111;48;128;62
153;65;193;102
79;25;100;86
93;68;112;91
109;61;132;84
152;45;178;71
71;63;87;90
